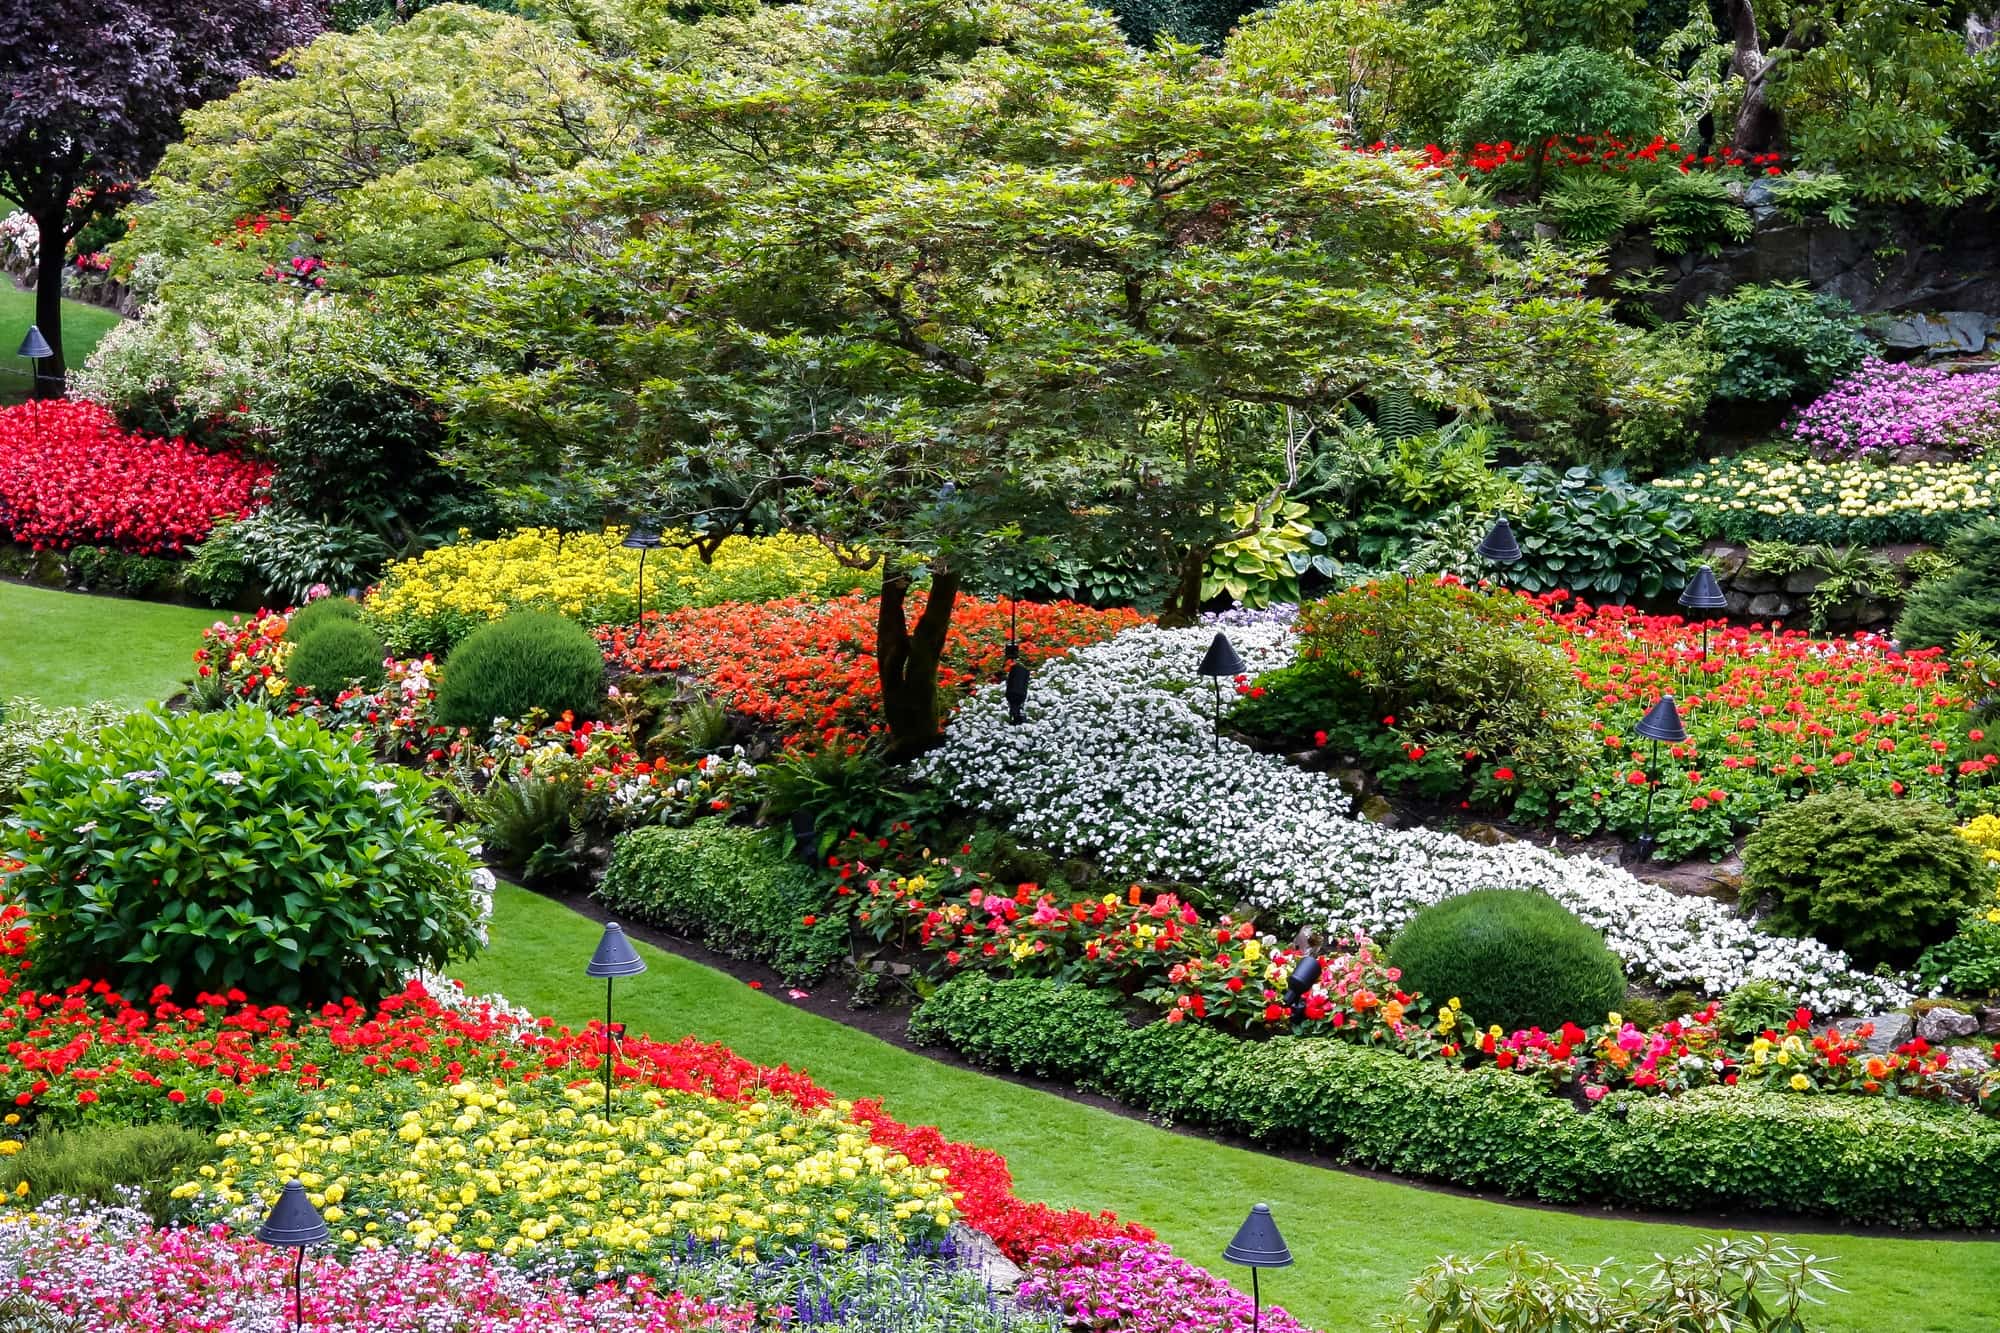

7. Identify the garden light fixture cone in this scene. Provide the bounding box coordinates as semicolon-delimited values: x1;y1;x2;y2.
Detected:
621;526;663;623
1632;694;1687;862
1678;567;1728;659
15;325;51;360
257;1180;328;1332
1196;632;1246;753
1004;660;1030;725
1282;953;1322;1020
586;922;647;1118
1475;516;1521;566
1223;1203;1293;1333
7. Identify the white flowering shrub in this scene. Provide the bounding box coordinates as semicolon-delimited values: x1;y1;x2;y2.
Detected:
920;624;1907;1013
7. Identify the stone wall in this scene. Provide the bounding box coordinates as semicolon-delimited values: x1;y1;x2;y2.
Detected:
1615;196;2000;347
1699;541;1918;628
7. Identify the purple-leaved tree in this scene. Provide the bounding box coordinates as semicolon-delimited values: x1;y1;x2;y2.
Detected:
0;0;323;395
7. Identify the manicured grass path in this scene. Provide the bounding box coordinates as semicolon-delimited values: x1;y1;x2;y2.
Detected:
459;883;2000;1333
0;286;121;408
0;581;214;707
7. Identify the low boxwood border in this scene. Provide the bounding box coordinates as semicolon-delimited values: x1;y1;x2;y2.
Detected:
910;975;2000;1229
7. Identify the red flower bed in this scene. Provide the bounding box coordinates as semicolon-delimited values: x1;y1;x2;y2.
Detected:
0;399;269;553
0;902;1136;1258
601;593;1144;750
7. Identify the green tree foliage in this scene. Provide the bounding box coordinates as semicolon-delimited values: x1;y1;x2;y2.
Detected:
393;0;1634;754
1742;789;1992;968
1895;519;2000;651
1451;48;1672;194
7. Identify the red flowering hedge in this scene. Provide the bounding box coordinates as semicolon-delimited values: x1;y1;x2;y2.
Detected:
0;399;269;554
601;593;1144;751
0;901;1143;1261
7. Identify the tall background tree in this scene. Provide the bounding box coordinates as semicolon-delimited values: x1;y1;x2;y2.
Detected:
0;0;321;394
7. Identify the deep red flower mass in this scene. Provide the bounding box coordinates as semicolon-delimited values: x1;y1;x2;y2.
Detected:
601;594;1143;750
0;400;269;554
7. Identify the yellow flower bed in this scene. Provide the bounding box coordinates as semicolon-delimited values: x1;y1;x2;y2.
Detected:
366;529;876;655
1961;815;2000;923
174;1080;952;1270
1652;456;2000;545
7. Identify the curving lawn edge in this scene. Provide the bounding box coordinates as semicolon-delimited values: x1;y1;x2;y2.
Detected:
456;882;2000;1333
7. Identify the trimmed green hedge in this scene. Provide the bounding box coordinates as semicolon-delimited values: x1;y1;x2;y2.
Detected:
912;974;2000;1228
599;823;847;983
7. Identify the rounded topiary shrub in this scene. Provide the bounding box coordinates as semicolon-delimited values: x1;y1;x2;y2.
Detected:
1387;889;1626;1034
284;618;387;701
1742;789;1991;968
433;610;605;731
0;706;485;1007
282;595;363;643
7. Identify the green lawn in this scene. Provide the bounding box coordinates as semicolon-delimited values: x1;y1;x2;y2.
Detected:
0;581;212;707
458;882;2000;1333
0;285;122;407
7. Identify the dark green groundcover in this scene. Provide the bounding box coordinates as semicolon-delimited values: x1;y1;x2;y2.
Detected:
912;975;2000;1230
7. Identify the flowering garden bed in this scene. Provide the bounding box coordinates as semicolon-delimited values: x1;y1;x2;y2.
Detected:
0;399;268;554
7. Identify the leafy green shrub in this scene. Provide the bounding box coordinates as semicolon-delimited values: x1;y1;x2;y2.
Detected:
197;507;393;607
1716;978;1803;1039
0;707;483;1006
465;772;588;885
0;1125;218;1222
1231;581;1591;793
1545;174;1639;244
1450;49;1670;194
283;595;364;643
1641;171;1754;257
0;698;127;806
1895;519;2000;651
284;619;388;701
1387;890;1626;1034
433;610;605;730
1697;283;1869;405
1741;790;1991;968
1393;1237;1839;1333
599;823;846;982
907;973;1131;1083
1915;915;2000;998
1503;464;1692;601
917;974;2000;1227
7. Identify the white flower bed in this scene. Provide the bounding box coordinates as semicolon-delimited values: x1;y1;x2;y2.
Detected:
919;623;1908;1014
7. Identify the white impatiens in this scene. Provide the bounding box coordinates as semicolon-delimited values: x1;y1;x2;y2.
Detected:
919;623;1908;1014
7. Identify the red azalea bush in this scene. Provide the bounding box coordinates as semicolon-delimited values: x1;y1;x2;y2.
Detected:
1358;135;1781;177
0;399;269;553
601;594;1144;751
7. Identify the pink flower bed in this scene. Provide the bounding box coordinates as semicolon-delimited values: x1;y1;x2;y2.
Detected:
0;399;269;553
1;1211;752;1332
1787;360;2000;458
1020;1239;1315;1333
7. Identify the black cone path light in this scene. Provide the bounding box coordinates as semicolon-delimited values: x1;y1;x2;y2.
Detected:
1678;566;1729;661
586;921;647;1118
258;1179;329;1331
1223;1202;1293;1333
1475;516;1522;567
1196;632;1246;753
621;526;663;625
1633;693;1688;862
1004;595;1030;725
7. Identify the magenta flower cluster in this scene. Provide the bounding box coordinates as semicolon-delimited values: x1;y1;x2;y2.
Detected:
1787;360;2000;458
1019;1239;1316;1333
0;1209;752;1332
